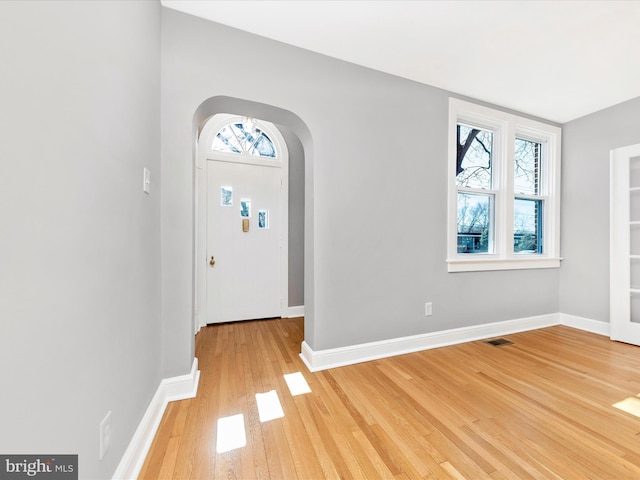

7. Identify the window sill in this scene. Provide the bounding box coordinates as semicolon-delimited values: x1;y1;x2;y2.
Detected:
446;256;561;273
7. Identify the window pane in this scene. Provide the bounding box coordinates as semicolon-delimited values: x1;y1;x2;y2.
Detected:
220;186;233;206
258;210;269;229
212;121;278;159
230;123;260;152
240;198;251;218
456;124;493;190
631;258;640;290
212;126;242;153
514;138;541;195
250;133;276;158
457;193;492;254
631;224;640;256
514;198;543;253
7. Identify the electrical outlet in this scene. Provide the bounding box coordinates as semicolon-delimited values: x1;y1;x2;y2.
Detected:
425;302;433;316
99;411;112;460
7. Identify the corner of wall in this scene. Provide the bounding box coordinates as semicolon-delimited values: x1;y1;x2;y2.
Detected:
112;358;200;480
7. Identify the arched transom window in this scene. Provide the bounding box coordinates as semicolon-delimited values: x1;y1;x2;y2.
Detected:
211;119;277;158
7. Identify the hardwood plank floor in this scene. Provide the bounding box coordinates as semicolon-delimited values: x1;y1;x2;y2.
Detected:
139;319;640;479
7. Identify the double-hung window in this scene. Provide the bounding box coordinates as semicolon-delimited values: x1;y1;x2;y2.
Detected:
447;99;561;272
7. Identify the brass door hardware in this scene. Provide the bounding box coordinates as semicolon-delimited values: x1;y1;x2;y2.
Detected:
209;256;216;267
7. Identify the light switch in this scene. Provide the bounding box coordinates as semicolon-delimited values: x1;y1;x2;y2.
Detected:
143;168;151;194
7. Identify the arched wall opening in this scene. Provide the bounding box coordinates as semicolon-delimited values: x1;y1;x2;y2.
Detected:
192;96;316;347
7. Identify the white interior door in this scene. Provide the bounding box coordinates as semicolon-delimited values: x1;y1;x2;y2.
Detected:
611;143;640;345
206;159;282;323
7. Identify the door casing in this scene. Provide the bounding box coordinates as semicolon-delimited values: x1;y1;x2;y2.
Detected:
611;142;640;345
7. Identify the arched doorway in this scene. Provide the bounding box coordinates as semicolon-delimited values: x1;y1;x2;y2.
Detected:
191;96;314;349
195;114;289;328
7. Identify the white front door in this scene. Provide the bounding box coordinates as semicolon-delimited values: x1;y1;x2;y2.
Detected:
206;159;282;323
611;143;640;345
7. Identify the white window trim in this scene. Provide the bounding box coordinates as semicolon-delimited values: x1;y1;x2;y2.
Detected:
447;98;561;273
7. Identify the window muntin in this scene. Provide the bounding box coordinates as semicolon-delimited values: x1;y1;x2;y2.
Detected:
447;98;561;272
211;122;277;158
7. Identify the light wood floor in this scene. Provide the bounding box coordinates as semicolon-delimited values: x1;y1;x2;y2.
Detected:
139;318;640;479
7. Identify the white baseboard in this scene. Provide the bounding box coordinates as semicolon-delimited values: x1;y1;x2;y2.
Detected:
112;358;200;480
284;305;304;318
300;313;560;372
559;313;610;336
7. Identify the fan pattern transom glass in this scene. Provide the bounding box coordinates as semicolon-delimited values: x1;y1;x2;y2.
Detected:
211;121;277;158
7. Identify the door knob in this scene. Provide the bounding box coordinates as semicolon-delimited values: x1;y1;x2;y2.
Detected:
209;256;216;267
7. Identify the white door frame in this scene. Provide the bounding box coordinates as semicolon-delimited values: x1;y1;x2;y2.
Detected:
611;142;640;344
195;114;289;332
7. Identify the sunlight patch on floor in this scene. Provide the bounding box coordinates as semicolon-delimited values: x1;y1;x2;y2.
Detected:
284;372;311;396
613;396;640;418
215;374;311;453
216;414;246;453
256;390;285;422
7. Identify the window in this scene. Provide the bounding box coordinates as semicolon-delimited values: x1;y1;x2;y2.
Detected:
448;99;561;272
211;120;277;158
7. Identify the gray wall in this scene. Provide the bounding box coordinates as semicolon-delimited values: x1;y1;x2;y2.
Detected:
0;1;161;478
282;128;305;307
560;96;640;321
161;8;560;357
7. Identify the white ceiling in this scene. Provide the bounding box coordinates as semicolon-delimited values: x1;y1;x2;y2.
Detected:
161;0;640;123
